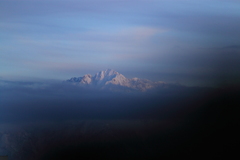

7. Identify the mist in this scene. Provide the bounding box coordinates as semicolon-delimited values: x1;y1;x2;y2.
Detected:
1;80;210;122
1;80;239;159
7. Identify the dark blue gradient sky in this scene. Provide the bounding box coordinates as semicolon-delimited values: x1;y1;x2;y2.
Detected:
1;0;240;87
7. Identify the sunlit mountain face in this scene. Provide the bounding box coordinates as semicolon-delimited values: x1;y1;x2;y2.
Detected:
66;69;167;92
1;0;240;159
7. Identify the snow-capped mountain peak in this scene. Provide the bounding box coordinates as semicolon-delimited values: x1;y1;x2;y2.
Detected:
93;69;119;81
67;69;166;91
91;69;125;85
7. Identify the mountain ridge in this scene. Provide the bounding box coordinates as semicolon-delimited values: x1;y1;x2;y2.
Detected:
66;69;166;92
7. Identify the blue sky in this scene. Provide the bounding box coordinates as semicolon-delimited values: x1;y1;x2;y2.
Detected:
1;0;240;86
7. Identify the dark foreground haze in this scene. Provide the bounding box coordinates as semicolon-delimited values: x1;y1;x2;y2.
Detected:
0;80;239;159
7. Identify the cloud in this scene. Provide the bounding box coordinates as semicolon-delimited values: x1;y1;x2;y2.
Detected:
116;27;168;41
222;45;240;50
0;79;218;122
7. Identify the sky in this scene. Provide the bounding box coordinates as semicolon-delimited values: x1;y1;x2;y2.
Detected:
1;0;240;87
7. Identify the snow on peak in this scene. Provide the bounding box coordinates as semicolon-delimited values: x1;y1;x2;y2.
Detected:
66;69;166;92
93;69;125;85
81;74;92;84
105;69;119;76
94;69;119;80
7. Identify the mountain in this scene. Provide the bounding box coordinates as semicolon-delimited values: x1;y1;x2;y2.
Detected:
66;69;166;91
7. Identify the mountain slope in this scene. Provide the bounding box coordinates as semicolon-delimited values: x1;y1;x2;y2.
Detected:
66;69;166;91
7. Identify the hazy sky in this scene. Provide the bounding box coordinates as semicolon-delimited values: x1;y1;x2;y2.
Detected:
1;0;240;86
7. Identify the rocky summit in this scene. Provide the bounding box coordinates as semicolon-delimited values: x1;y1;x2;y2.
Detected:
66;69;166;91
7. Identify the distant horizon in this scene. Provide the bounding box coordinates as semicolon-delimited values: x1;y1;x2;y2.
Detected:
0;68;236;88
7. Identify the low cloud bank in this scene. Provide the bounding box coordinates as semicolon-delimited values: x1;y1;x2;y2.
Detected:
0;80;239;159
0;80;215;123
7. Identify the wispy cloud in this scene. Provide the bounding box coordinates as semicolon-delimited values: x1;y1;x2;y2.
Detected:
222;45;240;50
